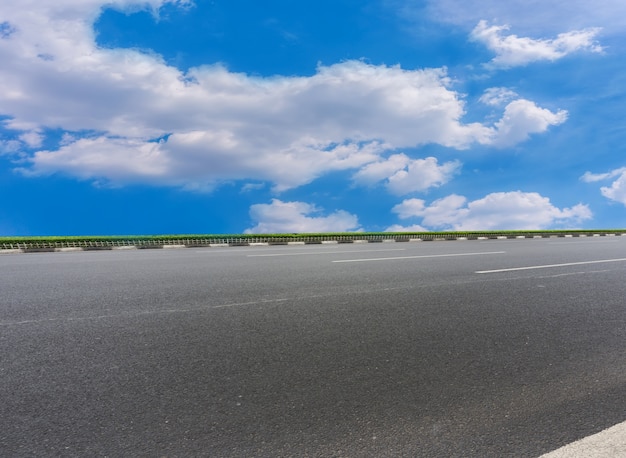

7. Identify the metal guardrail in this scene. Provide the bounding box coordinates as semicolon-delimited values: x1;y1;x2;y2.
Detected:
1;231;624;251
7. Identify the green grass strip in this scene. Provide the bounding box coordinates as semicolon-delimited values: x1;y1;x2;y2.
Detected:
1;229;625;248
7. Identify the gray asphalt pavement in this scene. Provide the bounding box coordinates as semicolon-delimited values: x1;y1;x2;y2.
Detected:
1;238;625;457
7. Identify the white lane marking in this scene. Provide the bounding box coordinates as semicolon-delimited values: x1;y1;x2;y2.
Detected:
332;251;506;263
195;247;314;254
476;257;626;274
540;420;626;457
196;245;353;254
546;240;622;245
248;248;406;257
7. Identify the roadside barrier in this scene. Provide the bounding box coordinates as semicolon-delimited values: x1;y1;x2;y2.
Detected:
1;231;624;252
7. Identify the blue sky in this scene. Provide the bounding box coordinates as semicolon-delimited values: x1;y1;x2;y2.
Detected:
1;0;626;235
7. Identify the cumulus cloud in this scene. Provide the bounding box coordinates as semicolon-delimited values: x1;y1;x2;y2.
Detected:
25;137;171;182
600;172;626;206
390;198;428;220
26;134;388;190
392;191;592;230
471;20;603;68
479;87;518;106
0;1;570;191
353;154;461;195
490;99;567;147
582;167;626;206
245;199;361;233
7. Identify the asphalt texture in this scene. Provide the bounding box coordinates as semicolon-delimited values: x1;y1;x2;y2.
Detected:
1;238;625;457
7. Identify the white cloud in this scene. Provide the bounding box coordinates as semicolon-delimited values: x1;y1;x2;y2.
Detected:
19;131;43;148
580;167;626;183
479;87;518;106
245;199;360;234
491;99;567;147
26;134;388;190
353;154;461;195
0;139;22;155
600;172;626;206
1;128;43;156
392;191;592;230
387;158;462;195
471;20;602;68
352;154;410;186
0;1;569;191
385;224;428;232
391;197;427;219
22;137;170;182
582;167;626;206
241;183;266;193
393;195;469;227
423;0;626;36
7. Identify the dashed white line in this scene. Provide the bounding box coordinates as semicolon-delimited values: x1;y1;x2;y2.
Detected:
546;240;622;245
332;251;506;263
248;248;406;257
476;257;626;274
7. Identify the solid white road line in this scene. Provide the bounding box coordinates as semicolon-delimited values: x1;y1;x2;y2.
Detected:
332;251;506;263
540;420;626;457
476;257;626;274
248;248;406;257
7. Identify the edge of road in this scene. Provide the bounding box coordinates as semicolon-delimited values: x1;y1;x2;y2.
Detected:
1;233;623;255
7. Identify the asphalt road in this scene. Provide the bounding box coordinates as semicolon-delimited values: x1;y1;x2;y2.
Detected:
1;237;625;457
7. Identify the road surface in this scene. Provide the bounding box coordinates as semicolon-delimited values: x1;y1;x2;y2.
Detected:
1;237;625;456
